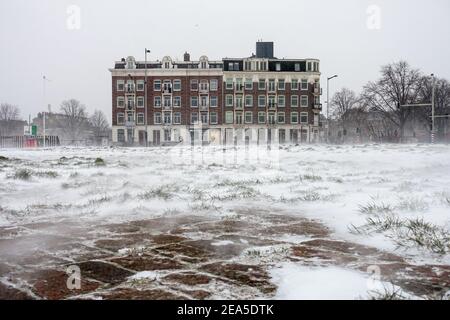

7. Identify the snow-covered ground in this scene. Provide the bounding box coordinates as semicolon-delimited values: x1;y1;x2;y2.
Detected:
0;144;449;299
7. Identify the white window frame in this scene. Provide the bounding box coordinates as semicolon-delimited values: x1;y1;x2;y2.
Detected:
258;111;266;124
137;112;144;124
291;112;299;124
173;96;181;108
301;79;308;90
245;111;253;124
277;112;285;124
291;95;299;108
291;79;299;90
191;96;198;108
225;111;233;124
117;80;125;91
210;96;218;108
210;112;218;124
226;94;233;107
137;96;144;108
278;95;285;108
173;79;181;91
301;95;308;107
117;96;125;108
190;79;198;91
278;79;285;91
173;112;181;124
210;79;218;91
258;79;266;90
258;95;266;107
191;112;198;124
245;95;253;107
117;112;125;124
137;80;145;91
226;78;233;90
154;112;162;124
245;78;253;90
300;112;308;124
154;80;161;91
154;96;161;108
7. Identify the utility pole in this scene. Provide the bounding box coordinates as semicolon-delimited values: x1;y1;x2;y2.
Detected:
326;75;338;143
42;76;51;148
144;48;151;147
431;73;436;144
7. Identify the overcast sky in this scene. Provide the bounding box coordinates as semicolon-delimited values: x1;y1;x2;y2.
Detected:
1;0;449;123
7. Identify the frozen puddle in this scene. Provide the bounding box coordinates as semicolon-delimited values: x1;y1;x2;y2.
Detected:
270;263;416;300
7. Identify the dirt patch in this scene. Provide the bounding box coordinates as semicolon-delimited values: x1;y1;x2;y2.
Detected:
110;255;183;271
0;282;33;300
263;220;330;238
200;262;276;294
162;272;212;286
149;234;187;245
180;289;211;300
184;240;246;259
77;261;134;284
99;288;184;300
28;269;100;300
153;243;212;263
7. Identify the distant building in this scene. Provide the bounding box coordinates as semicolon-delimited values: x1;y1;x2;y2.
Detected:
109;41;322;145
0;119;27;137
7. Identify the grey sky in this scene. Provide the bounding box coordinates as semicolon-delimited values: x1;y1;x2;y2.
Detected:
1;0;449;123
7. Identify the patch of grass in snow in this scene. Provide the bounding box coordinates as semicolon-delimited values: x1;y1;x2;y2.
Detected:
0;156;9;161
367;286;408;300
138;184;179;200
328;177;344;183
214;178;263;188
396;197;429;212
94;158;105;166
9;169;32;180
358;201;394;215
350;214;450;254
87;194;112;206
299;174;323;182
34;170;59;178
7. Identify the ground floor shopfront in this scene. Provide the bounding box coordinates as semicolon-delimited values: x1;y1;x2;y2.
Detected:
112;125;321;146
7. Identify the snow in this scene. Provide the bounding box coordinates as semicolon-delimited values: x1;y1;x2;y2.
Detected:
269;262;419;300
1;144;449;267
129;271;159;280
211;240;234;246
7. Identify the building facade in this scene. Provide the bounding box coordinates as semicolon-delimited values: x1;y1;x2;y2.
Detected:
110;42;322;145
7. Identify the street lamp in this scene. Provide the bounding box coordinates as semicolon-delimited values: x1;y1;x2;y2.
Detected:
144;48;151;147
326;75;338;143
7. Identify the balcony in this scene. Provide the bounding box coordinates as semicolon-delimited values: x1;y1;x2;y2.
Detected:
199;105;209;111
126;86;136;93
125;121;135;128
235;103;244;110
162;105;172;111
162;88;172;94
313;86;322;95
268;103;277;110
199;85;209;94
235;85;244;92
313;104;322;111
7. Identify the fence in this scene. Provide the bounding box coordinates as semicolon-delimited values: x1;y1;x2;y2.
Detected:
0;136;60;148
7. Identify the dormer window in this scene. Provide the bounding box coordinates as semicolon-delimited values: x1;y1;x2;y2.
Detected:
126;56;136;69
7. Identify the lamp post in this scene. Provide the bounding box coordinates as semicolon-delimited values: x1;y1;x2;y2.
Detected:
42;75;51;148
326;75;338;143
144;48;151;147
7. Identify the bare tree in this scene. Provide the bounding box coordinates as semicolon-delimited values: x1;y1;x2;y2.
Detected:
330;88;359;142
59;99;88;143
362;61;423;141
0;103;20;121
89;110;110;143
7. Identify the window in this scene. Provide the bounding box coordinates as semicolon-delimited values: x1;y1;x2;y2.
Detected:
268;79;276;92
174;112;181;124
258;112;265;124
137;96;144;108
268;95;276;108
291;112;299;124
117;80;125;91
191;96;198;107
163;96;171;107
235;78;243;91
307;62;312;71
277;112;285;124
164;112;171;125
234;62;239;71
200;80;208;91
190;112;198;124
154;80;161;91
210;79;218;91
126;80;135;93
225;111;233;124
127;112;134;122
117;112;125;124
276;63;281;71
268;112;276;124
258;95;266;107
173;96;181;107
173;79;181;91
291;95;299;107
117;129;125;142
235;112;243;124
117;96;125;108
226;78;233;90
278;79;285;90
126;95;135;109
300;112;308;124
210;96;218;107
137;80;144;91
295;63;300;72
235;95;243;108
291;79;299;90
154;112;162;124
245;95;253;107
258;79;266;90
245;111;253;124
201;61;207;69
228;62;234;71
137;113;144;124
245;78;253;90
278;95;285;107
210;112;218;124
191;79;198;91
226;94;233;107
200;96;208;107
301;95;308;107
154;96;161;108
200;113;208;124
301;79;308;90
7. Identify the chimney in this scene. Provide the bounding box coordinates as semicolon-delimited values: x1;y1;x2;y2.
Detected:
256;41;274;59
183;52;190;62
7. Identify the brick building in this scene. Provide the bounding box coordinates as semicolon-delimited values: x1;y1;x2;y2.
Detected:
109;42;322;145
